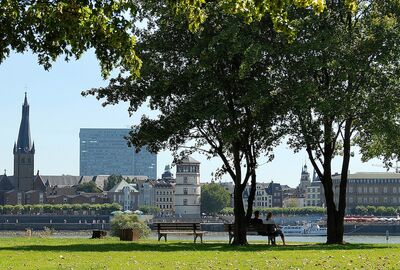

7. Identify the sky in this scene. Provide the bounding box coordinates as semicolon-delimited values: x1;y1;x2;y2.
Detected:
0;51;392;187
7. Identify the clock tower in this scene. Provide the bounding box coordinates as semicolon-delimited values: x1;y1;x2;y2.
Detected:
13;93;35;191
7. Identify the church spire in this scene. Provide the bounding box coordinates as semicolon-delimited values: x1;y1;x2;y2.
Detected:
16;92;33;153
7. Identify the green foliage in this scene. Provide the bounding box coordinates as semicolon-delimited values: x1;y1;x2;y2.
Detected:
0;203;121;215
351;206;398;216
0;0;141;78
110;214;150;238
172;0;327;37
201;183;230;214
139;205;161;215
76;181;102;193
219;207;326;216
104;175;124;191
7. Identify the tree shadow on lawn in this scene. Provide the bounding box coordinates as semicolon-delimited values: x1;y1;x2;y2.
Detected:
0;242;392;253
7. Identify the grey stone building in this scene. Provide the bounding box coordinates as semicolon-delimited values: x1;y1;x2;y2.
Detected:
332;172;400;209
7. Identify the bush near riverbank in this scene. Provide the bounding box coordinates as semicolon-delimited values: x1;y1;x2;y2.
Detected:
220;207;326;216
0;238;398;269
0;203;121;215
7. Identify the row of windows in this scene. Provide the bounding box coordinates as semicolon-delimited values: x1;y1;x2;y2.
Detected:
254;202;271;207
349;186;400;194
254;197;271;201
157;204;173;209
156;197;173;202
346;179;400;184
348;197;400;204
156;191;173;195
177;165;199;173
307;188;320;193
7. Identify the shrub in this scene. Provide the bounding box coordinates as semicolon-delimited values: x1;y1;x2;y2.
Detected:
110;214;150;239
139;205;160;215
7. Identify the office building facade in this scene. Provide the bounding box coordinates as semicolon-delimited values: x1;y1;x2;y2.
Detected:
79;129;157;178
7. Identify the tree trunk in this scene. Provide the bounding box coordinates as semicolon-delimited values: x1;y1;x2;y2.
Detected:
322;172;345;244
245;171;257;221
232;183;248;245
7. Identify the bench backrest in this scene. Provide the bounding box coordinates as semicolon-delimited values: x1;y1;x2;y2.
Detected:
154;223;201;232
224;223;275;233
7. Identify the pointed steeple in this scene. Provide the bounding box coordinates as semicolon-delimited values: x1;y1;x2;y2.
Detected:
16;92;33;153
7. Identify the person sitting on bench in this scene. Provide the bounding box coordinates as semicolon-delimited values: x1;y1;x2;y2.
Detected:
250;210;263;225
265;212;286;245
250;210;268;236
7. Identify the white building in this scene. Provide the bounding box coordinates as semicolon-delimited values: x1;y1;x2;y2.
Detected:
174;157;201;218
243;183;273;209
107;180;139;211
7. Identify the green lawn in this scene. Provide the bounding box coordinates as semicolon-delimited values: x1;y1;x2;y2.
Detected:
0;237;399;269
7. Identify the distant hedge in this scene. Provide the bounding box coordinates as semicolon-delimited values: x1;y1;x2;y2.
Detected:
350;206;398;216
0;203;122;215
219;207;326;216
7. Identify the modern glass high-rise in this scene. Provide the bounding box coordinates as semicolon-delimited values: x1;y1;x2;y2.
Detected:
79;129;157;178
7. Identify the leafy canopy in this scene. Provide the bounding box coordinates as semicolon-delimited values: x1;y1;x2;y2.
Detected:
0;0;141;78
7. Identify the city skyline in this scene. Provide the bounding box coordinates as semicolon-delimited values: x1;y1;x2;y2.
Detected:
0;51;392;187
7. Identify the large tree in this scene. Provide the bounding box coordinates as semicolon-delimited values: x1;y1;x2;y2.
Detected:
278;0;400;244
86;0;285;245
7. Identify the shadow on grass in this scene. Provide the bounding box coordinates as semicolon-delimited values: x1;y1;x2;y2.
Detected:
0;242;393;253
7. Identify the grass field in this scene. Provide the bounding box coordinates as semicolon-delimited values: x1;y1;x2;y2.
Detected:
0;237;399;269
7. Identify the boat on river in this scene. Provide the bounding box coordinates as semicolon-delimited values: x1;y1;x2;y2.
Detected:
281;223;327;236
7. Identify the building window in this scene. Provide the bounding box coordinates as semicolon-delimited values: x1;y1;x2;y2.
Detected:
183;188;188;195
384;187;388;193
374;197;379;203
183;177;188;184
348;187;353;193
63;197;68;203
357;187;362;193
183;199;188;205
393;187;397;193
374;187;379;193
384;197;388;203
91;197;95;203
39;193;44;204
368;187;373;193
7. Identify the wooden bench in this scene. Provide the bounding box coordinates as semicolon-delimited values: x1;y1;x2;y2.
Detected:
154;223;204;243
224;223;276;245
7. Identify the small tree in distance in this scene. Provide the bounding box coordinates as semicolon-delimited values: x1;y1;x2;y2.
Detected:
201;183;230;214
